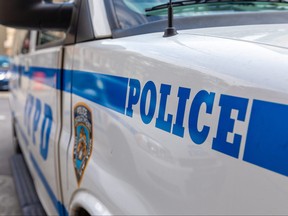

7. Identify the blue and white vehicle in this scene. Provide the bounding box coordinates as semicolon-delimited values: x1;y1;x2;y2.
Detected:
2;0;288;215
0;55;11;90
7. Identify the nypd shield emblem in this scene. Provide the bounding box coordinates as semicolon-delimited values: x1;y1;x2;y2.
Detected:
73;103;93;186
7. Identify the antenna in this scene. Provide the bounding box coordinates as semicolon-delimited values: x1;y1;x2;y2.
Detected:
163;0;178;37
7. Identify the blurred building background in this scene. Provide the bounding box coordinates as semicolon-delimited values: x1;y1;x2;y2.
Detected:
0;25;15;56
0;26;6;55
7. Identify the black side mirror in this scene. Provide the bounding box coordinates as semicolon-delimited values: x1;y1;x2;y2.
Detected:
0;0;74;31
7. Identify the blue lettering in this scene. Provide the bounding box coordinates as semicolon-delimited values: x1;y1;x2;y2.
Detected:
172;87;191;137
155;84;173;133
40;104;53;160
189;90;215;144
140;81;157;124
126;79;141;117
212;95;248;158
23;95;53;159
32;99;42;145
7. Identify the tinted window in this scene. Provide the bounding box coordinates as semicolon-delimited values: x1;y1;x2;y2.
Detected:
37;31;66;47
112;0;288;30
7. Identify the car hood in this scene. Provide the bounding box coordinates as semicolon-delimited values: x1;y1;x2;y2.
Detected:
182;24;288;49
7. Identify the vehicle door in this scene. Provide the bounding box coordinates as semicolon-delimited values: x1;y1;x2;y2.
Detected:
21;30;66;215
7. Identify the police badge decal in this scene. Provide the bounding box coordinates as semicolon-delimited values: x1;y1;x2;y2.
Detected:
73;103;93;186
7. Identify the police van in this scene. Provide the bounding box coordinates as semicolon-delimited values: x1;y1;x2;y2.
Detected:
1;0;288;215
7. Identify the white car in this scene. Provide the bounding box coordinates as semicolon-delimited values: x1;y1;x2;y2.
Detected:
1;0;288;215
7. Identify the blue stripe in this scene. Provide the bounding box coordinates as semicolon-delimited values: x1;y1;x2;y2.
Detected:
244;100;288;176
22;67;129;115
62;69;72;93
31;67;61;90
21;66;61;90
71;70;129;114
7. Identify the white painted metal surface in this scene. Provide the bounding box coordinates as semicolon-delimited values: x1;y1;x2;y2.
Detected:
8;2;288;215
64;25;288;215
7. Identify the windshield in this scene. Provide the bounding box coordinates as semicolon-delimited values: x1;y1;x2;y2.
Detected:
112;0;288;30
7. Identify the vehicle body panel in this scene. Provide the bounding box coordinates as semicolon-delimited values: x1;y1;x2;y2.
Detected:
11;46;65;215
7;0;288;215
184;24;288;48
62;25;288;214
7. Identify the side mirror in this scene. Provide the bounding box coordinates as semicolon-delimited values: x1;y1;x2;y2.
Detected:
0;0;74;31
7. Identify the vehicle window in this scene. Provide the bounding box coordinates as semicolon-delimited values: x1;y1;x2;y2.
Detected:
52;0;72;2
112;0;288;30
37;31;66;47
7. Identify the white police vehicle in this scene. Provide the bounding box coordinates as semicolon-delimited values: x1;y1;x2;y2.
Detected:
1;0;288;215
